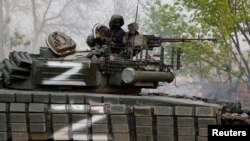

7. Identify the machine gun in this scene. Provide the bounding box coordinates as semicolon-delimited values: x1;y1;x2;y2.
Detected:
132;34;216;48
124;34;216;71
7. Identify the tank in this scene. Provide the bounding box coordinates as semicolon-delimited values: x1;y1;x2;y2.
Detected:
0;31;248;141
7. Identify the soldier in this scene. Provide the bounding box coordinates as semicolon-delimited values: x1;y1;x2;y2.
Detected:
107;14;126;45
127;22;139;37
123;22;140;57
123;22;140;46
86;15;126;62
86;24;109;67
86;34;105;59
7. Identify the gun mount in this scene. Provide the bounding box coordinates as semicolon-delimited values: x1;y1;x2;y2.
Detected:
123;34;215;71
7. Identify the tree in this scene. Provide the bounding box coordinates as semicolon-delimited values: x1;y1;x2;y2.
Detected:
179;0;250;81
31;0;72;52
29;0;107;52
113;0;138;23
144;0;246;90
0;0;31;60
1;0;148;58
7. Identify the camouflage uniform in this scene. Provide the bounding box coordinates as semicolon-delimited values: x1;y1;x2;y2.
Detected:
86;35;106;68
86;15;126;64
123;22;140;57
123;22;140;46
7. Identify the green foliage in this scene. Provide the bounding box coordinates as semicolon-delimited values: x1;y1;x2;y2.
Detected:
0;16;31;48
144;0;188;36
9;29;31;47
179;0;250;82
144;0;249;83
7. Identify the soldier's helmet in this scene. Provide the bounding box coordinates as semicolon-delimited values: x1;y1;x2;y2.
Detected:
92;23;109;39
109;15;124;28
128;22;139;32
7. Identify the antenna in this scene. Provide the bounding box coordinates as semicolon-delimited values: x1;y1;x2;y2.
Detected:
130;0;140;60
135;0;140;23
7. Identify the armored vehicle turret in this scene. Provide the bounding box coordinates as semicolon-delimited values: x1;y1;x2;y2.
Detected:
0;29;216;94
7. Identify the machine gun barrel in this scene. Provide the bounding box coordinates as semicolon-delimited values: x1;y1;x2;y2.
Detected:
145;35;216;42
160;38;217;42
144;35;216;48
159;37;216;42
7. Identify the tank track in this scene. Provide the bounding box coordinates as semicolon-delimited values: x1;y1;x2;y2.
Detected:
0;89;247;141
